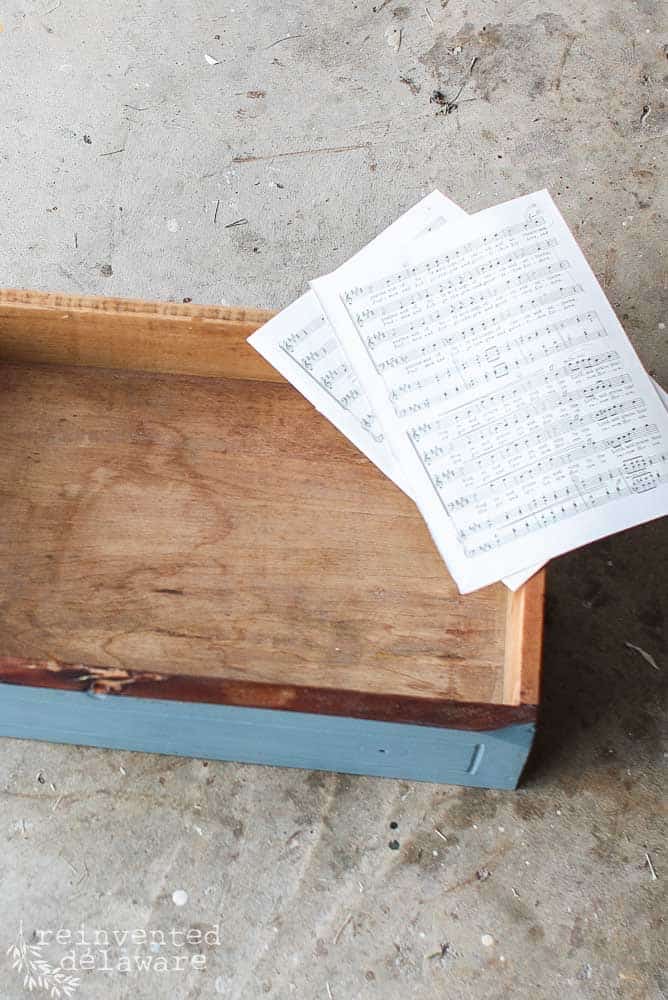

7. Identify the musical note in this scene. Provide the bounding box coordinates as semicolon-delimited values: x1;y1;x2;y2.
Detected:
253;189;668;594
313;190;668;592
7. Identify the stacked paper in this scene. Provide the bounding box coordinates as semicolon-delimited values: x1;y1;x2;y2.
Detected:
250;191;668;594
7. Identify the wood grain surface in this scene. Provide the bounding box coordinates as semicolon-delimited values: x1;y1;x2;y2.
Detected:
0;361;512;705
0;289;277;381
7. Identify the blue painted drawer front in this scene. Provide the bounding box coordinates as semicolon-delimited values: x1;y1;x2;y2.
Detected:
0;685;535;789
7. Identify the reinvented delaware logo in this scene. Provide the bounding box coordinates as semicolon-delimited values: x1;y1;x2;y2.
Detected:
6;919;220;990
7;923;80;998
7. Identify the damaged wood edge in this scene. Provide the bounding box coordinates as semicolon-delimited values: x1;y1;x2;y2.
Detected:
0;288;275;326
0;656;537;732
75;666;165;696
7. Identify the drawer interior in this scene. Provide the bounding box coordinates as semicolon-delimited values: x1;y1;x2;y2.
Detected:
0;291;542;712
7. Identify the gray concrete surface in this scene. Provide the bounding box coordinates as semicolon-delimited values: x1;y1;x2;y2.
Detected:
1;1;666;998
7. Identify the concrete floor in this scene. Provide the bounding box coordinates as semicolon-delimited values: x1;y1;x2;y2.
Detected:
1;1;666;998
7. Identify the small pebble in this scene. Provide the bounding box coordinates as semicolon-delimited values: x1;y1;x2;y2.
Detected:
172;889;188;906
481;934;494;948
388;840;400;851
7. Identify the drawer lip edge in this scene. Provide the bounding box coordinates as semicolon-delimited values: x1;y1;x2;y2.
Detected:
0;683;536;788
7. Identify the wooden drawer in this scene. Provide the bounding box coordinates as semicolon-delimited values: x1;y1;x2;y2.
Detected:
0;290;544;788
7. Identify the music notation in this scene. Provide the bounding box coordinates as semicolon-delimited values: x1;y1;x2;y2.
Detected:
313;190;668;593
248;192;501;517
250;190;668;594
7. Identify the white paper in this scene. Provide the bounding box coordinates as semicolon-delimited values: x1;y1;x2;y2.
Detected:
313;190;668;593
248;192;466;487
250;191;666;592
250;192;538;589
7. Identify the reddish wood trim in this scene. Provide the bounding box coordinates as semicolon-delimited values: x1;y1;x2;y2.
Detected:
0;656;537;732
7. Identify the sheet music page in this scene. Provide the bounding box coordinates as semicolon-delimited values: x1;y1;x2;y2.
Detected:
313;190;668;592
249;191;541;589
248;192;466;487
